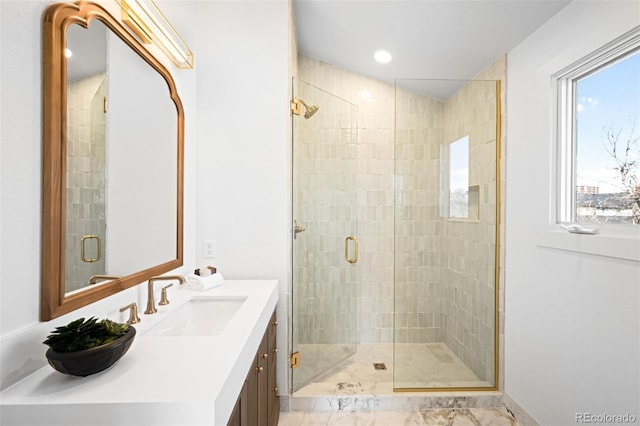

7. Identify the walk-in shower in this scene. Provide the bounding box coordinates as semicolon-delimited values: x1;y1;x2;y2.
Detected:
291;59;500;397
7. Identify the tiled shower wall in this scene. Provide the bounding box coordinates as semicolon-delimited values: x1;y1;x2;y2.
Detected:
298;55;396;344
295;54;506;384
442;80;498;382
66;74;107;293
394;87;447;345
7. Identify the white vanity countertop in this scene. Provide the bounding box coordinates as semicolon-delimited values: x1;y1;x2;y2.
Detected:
0;279;279;426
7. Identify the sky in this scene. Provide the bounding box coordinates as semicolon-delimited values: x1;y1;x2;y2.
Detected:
576;50;640;194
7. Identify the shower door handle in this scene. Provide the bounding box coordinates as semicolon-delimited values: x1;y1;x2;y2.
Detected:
345;236;358;264
81;234;101;263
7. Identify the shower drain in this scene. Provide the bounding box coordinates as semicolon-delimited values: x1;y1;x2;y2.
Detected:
373;363;387;370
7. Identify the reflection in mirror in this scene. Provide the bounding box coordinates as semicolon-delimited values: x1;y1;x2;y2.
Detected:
42;1;184;320
65;22;108;293
106;26;177;284
63;19;178;296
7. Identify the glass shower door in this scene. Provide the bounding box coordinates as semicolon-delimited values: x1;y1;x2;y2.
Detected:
393;79;500;390
291;78;359;392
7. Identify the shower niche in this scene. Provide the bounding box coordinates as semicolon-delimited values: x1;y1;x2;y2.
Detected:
291;64;500;394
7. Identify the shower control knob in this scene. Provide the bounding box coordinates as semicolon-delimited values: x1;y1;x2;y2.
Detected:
293;221;306;239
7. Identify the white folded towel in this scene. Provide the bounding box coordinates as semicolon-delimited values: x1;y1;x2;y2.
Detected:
186;272;224;291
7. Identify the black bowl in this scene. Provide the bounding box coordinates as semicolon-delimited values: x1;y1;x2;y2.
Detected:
46;327;136;377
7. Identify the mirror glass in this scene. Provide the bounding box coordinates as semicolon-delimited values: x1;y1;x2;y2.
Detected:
65;22;109;293
42;1;183;320
64;21;178;294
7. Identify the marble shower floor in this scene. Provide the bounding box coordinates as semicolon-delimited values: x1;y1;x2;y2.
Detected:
293;343;491;396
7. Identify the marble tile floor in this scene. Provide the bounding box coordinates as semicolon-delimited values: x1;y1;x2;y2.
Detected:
293;343;491;396
278;407;518;425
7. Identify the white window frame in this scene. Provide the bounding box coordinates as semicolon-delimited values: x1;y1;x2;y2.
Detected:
543;26;640;261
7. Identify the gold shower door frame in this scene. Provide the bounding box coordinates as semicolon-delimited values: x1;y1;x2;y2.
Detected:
291;78;359;393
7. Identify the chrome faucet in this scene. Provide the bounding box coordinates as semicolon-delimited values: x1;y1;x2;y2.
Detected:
145;275;186;314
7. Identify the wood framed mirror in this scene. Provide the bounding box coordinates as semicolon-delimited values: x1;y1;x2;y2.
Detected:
41;1;184;320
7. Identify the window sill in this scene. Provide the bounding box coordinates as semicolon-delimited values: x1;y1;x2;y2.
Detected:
538;229;640;262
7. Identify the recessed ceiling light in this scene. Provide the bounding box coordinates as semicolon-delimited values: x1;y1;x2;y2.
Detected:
374;49;392;64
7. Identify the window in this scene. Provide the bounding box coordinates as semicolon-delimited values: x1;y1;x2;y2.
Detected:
556;28;640;227
440;135;479;220
450;136;469;218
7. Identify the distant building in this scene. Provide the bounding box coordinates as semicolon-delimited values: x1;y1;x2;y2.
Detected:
576;185;599;195
576;192;633;223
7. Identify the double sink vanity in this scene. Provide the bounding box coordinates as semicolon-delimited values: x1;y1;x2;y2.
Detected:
0;279;279;426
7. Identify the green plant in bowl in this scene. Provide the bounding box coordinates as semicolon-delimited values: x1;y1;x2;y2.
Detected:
44;317;129;352
44;317;135;376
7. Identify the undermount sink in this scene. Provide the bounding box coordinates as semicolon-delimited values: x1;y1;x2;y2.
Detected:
144;296;247;337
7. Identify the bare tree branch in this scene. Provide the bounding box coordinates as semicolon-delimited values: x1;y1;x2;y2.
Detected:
599;119;640;224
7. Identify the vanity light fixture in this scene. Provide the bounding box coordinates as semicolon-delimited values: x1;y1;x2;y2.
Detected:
65;48;73;58
374;49;392;64
117;0;194;69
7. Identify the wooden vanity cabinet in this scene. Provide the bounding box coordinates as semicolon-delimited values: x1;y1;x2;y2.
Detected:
228;310;279;426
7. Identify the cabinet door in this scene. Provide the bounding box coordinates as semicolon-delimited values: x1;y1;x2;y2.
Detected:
256;331;269;426
268;311;279;426
227;308;278;426
246;354;259;426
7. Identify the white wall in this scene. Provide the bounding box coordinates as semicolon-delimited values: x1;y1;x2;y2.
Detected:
194;0;289;279
0;0;197;389
505;1;640;424
192;0;290;393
